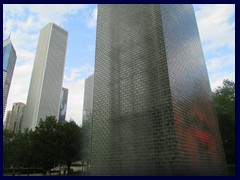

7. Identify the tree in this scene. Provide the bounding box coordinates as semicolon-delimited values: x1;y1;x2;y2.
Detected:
61;120;82;174
11;129;32;175
3;128;35;175
3;129;15;170
213;79;235;165
81;113;92;174
3;116;83;176
32;116;61;175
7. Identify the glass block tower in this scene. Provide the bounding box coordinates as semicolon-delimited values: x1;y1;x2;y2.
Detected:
91;5;227;175
21;23;68;131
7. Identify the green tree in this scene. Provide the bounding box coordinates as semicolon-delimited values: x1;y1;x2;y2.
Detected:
61;120;82;174
3;128;35;175
3;116;83;176
81;113;92;174
3;129;15;170
14;129;35;175
32;116;61;175
213;79;235;165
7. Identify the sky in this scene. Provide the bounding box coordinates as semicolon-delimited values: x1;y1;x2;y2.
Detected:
3;4;235;126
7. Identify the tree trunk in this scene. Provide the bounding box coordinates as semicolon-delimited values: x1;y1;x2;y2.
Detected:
67;162;71;175
59;165;61;175
12;166;15;176
87;161;89;175
27;167;30;176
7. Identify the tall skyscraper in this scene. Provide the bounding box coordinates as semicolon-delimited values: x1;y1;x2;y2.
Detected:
4;102;25;133
82;74;94;172
3;70;7;89
82;74;94;124
21;23;68;131
91;5;227;175
58;87;69;124
4;111;12;130
3;37;17;119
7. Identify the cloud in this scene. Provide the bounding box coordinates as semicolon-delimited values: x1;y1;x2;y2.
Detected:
206;55;235;73
194;4;235;52
5;63;33;116
3;4;94;125
63;79;85;126
209;71;235;91
64;64;94;82
62;64;94;126
87;6;98;28
194;4;235;91
3;4;88;30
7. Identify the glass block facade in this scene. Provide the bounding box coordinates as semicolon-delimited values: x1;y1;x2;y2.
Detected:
91;4;227;175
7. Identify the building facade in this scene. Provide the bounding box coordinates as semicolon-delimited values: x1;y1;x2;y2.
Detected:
3;70;7;89
58;87;69;123
21;23;68;131
4;111;13;130
3;37;17;119
82;74;94;124
82;74;94;172
4;102;25;133
91;4;227;175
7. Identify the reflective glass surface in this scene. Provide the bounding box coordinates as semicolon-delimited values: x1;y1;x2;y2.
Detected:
91;4;226;175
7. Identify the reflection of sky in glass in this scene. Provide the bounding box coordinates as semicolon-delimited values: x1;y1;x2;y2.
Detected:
59;88;68;122
3;44;11;70
91;4;226;175
60;103;67;115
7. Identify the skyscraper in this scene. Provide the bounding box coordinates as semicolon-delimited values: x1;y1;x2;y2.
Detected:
82;74;94;124
3;37;17;119
21;23;68;131
91;5;227;175
58;87;69;123
4;102;25;133
82;74;94;172
4;111;12;130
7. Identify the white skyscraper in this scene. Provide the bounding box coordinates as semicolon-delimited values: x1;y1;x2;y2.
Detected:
82;74;94;124
21;23;68;131
3;37;17;119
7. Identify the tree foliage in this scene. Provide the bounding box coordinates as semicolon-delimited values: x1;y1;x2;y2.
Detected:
33;116;62;174
61;120;82;174
213;79;235;165
3;129;15;169
81;113;92;174
3;116;82;175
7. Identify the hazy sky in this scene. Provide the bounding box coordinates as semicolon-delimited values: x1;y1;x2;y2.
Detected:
3;4;235;126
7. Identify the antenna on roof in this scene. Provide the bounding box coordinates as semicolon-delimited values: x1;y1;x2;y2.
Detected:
8;32;11;39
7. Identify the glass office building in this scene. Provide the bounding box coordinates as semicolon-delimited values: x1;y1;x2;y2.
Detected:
3;37;17;119
58;87;68;123
91;5;227;175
